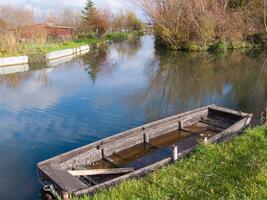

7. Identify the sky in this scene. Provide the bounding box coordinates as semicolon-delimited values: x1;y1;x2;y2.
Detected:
0;0;145;20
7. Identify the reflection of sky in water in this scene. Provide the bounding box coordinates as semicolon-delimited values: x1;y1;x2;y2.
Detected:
0;35;266;200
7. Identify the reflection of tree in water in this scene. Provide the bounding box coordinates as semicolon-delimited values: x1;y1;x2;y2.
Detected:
0;69;52;90
36;70;52;89
113;37;142;59
82;38;142;82
0;73;32;90
130;49;267;122
82;46;117;82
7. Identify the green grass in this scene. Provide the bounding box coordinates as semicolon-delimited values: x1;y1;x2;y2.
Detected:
104;32;129;41
104;31;143;42
20;38;99;55
0;38;99;58
76;127;267;200
0;31;136;58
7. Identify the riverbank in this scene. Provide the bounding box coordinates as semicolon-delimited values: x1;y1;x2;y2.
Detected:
76;127;267;200
155;35;267;52
0;32;139;58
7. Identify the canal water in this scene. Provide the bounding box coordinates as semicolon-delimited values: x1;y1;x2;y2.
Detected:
0;35;266;200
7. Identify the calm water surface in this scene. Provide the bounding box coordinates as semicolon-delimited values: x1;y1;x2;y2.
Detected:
0;35;266;200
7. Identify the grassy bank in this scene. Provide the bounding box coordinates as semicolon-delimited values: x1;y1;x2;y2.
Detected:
76;127;267;200
0;38;98;58
104;31;143;42
0;32;137;58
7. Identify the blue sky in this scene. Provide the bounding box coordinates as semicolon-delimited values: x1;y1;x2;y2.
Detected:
0;0;144;19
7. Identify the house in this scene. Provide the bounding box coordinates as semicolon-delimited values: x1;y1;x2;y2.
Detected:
22;23;76;40
3;23;77;41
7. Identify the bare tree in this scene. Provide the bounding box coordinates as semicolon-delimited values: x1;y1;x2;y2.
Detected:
45;11;60;25
60;9;82;27
0;5;35;39
0;5;34;29
45;9;81;27
91;9;111;36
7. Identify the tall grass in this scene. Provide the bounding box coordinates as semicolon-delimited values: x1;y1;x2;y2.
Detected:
0;32;19;56
76;127;267;200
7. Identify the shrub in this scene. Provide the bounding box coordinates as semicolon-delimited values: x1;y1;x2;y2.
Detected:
136;0;266;50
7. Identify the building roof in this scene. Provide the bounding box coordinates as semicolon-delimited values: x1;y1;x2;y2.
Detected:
45;23;76;29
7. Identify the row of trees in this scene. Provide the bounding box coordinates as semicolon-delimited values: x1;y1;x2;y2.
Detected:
136;0;267;50
79;0;144;37
0;2;144;37
0;2;144;55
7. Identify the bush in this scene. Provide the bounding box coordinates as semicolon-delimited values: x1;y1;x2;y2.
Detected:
137;0;266;50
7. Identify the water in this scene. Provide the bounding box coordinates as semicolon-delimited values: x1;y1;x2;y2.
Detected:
0;35;266;200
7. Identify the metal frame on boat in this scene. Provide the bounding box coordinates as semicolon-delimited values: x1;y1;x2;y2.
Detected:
37;105;252;200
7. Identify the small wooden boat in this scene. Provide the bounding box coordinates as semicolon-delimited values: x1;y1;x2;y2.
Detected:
37;105;252;200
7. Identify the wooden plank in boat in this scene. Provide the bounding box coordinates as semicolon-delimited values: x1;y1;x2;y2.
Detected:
68;168;134;176
182;122;223;135
80;176;98;186
207;115;252;143
103;157;119;168
209;105;246;118
200;117;233;129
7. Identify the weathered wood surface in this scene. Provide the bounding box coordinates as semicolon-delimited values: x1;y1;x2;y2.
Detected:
209;105;247;118
146;121;179;140
182;122;223;134
38;163;87;193
100;132;144;157
179;110;209;129
207;114;252;144
103;157;119;168
80;176;98;186
200;118;231;129
100;119;180;157
68;168;134;176
60;148;102;170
